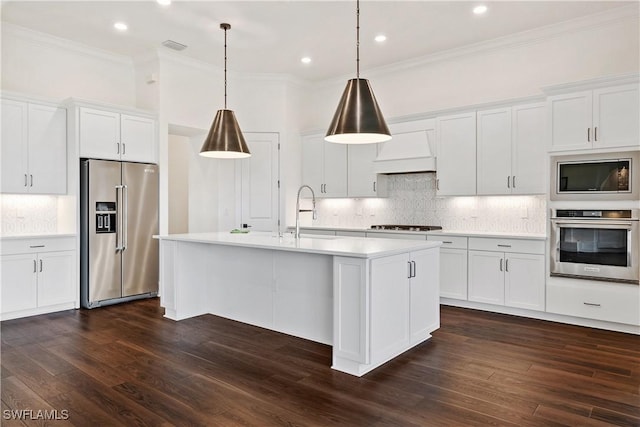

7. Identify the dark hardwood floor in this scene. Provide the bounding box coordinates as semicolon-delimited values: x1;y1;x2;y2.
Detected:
1;299;639;426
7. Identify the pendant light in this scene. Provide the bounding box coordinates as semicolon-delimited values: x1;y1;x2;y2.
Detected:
200;23;250;159
325;0;391;144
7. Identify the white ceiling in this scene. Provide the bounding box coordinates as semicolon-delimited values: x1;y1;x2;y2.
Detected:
1;1;635;82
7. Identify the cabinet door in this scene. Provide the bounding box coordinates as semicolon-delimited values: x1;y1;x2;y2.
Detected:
348;144;378;197
548;91;592;152
301;134;324;195
1;99;28;193
1;254;37;313
477;108;512;195
504;253;545;311
323;142;347;197
37;251;76;307
468;250;504;305
121;114;156;163
410;249;439;344
593;84;639;149
28;104;67;194
79;107;120;160
371;253;410;360
511;103;546;195
439;248;468;300
436;112;476;196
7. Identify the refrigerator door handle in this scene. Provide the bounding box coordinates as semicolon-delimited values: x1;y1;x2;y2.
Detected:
123;184;128;251
115;185;124;251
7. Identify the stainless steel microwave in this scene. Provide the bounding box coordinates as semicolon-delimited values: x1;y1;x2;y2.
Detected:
550;151;639;201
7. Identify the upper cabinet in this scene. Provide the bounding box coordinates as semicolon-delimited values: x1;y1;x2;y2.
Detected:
548;83;639;152
1;97;67;195
436;111;477;196
348;144;388;198
78;106;157;163
476;103;546;195
302;134;347;198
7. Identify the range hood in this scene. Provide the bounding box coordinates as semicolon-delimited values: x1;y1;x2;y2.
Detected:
373;125;436;174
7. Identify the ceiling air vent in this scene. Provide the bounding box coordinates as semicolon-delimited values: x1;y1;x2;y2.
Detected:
161;40;187;51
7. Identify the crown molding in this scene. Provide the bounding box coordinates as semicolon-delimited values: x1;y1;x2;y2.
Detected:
541;72;640;95
317;3;640;88
2;22;133;66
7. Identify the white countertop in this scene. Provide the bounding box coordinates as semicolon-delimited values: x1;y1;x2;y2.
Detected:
0;233;77;240
295;226;547;240
155;231;441;259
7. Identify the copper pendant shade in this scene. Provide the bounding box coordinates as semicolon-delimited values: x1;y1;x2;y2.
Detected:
325;0;391;144
200;23;250;159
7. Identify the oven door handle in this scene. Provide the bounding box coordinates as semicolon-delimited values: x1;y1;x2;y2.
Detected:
552;221;634;229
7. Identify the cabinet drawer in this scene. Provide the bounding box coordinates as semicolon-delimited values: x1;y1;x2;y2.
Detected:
547;281;640;326
1;236;75;255
469;237;544;254
367;232;426;240
427;235;468;249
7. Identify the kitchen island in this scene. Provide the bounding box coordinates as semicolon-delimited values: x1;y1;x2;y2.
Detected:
156;232;441;376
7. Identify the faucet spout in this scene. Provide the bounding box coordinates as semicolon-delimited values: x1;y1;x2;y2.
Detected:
295;185;317;238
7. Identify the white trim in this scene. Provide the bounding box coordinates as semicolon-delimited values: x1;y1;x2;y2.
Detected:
2;22;133;66
64;97;157;117
541;72;640;95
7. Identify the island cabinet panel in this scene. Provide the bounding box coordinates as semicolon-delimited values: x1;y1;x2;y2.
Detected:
370;253;411;363
409;249;440;344
333;257;369;365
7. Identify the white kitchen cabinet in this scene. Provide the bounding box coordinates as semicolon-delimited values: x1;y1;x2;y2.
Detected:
0;236;76;320
476;103;546;195
79;106;156;163
511;103;546;194
548;84;639;151
468;237;545;311
436;112;476;196
547;279;639;326
301;134;347;198
476;107;512;195
347;144;387;197
427;235;468;300
370;248;439;362
1;98;67;194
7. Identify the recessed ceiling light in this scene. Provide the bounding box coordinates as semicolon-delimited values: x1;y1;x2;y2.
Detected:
374;35;387;43
301;57;312;64
113;22;128;31
473;5;488;15
157;0;171;5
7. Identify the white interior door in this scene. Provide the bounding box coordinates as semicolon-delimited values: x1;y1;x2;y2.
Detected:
239;133;280;232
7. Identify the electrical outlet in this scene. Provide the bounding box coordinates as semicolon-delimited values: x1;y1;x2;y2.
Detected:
520;207;529;218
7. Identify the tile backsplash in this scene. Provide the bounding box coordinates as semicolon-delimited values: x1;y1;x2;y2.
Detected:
1;195;58;235
311;173;546;234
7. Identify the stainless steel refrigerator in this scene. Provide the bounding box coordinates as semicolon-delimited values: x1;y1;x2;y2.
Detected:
80;159;159;308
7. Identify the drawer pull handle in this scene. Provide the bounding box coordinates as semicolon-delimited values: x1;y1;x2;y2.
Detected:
29;245;45;248
499;258;503;272
442;241;453;244
33;259;37;273
583;302;601;307
497;244;512;248
39;259;43;272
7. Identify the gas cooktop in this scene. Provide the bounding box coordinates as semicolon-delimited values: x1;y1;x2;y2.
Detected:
370;225;443;232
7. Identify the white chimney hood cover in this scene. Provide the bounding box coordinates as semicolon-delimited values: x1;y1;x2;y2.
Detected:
373;127;436;174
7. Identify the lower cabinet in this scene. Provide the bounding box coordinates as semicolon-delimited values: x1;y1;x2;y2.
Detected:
468;237;545;311
427;235;468;300
1;236;76;320
547;279;640;326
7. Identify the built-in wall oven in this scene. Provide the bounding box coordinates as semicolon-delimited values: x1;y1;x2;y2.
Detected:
550;209;639;284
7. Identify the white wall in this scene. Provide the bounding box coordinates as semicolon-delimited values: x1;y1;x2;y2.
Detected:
1;24;135;105
302;10;640;130
168;134;190;234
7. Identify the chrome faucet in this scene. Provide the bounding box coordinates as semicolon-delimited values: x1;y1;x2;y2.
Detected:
295;185;317;238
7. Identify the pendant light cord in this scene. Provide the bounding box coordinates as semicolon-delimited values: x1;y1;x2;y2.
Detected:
356;0;360;79
223;25;228;109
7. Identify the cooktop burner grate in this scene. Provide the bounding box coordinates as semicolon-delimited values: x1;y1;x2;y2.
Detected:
370;225;443;231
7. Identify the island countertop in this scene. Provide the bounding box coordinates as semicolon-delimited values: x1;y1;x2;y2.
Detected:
155;231;441;259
